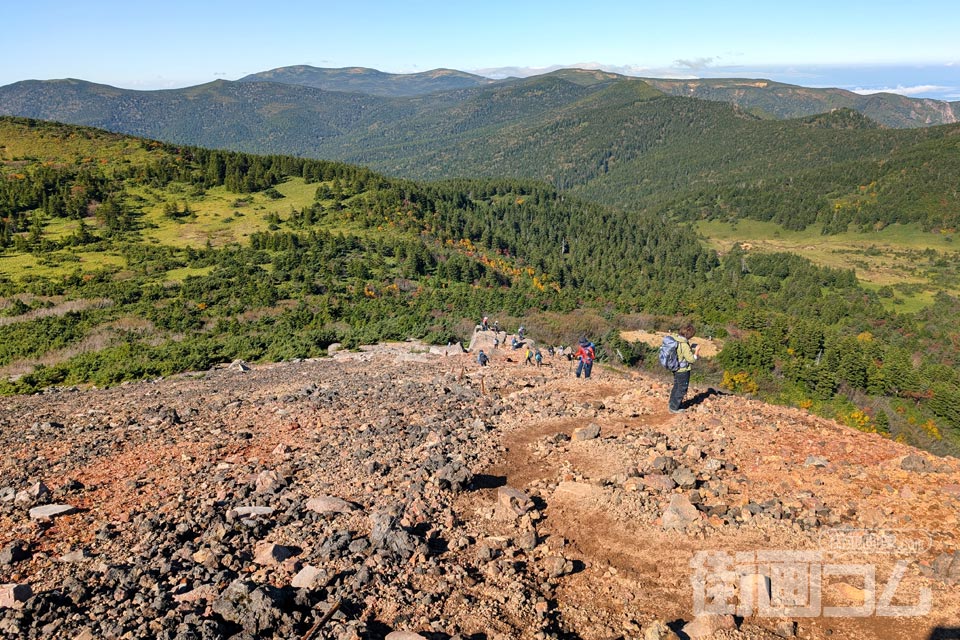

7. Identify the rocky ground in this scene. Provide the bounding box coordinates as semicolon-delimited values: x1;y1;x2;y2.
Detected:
1;338;959;640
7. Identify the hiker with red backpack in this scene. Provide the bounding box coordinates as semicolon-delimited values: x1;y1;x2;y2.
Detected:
574;338;595;379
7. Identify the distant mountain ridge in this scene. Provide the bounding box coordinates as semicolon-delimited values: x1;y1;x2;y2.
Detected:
642;77;960;129
2;69;959;231
238;65;497;96
4;65;958;131
231;65;960;128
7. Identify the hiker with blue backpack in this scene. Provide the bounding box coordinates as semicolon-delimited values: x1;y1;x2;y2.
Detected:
660;324;701;413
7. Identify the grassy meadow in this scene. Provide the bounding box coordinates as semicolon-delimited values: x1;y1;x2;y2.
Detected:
0;176;325;284
698;219;960;311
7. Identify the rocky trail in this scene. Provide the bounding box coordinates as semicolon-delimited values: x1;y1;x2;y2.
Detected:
1;339;959;640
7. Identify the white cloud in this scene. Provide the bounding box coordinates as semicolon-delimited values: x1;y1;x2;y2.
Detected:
851;84;951;97
674;57;717;71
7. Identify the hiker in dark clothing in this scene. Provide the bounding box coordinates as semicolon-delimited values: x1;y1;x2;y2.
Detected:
477;350;489;366
669;324;701;413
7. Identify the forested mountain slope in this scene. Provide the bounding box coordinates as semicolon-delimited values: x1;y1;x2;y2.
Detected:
2;117;960;454
4;73;957;232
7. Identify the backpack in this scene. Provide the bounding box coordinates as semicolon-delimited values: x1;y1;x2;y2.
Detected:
659;335;681;371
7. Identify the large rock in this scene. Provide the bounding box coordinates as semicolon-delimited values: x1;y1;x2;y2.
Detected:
385;632;428;640
0;583;32;609
661;494;700;530
497;486;533;518
28;504;77;521
429;342;464;356
573;423;600;441
0;540;30;566
642;619;681;640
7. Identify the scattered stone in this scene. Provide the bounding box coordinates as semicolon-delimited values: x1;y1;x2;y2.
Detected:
14;481;50;505
515;528;539;551
306;495;360;514
804;455;829;467
497;486;534;518
650;456;678;472
172;584;218;604
671;466;697;489
211;580;282;635
641;474;677;492
0;583;32;609
552;481;601;501
385;632;428;640
662;494;700;530
929;551;960;584
59;548;90;563
0;540;30;566
435;459;473;492
28;503;77;520
228;360;251;372
254;470;285;494
642;619;681;640
232;506;276;518
542;555;574;578
773;620;798;638
573;423;600;441
681;613;736;638
291;565;327;589
901;454;940;473
253;542;295;566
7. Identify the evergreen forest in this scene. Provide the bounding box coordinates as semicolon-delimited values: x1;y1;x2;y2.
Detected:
1;116;960;456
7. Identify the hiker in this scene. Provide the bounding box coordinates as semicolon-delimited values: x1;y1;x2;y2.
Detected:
477;349;489;366
494;336;500;349
481;316;489;331
511;336;520;350
525;347;533;365
518;324;525;340
574;338;595;379
534;350;543;367
493;320;500;333
668;324;701;413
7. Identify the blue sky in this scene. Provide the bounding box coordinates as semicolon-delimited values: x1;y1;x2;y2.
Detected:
4;0;958;99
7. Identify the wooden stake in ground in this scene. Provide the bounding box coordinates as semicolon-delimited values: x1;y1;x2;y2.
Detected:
301;598;342;640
